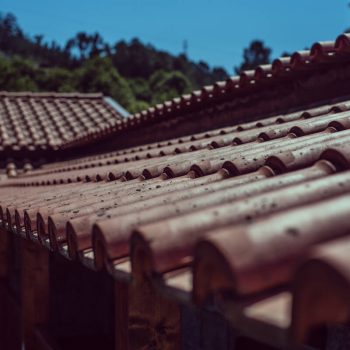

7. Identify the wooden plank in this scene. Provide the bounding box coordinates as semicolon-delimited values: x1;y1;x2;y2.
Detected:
49;254;115;349
0;228;9;278
0;281;22;350
21;239;50;350
33;326;61;350
0;228;22;349
128;278;181;350
115;281;129;350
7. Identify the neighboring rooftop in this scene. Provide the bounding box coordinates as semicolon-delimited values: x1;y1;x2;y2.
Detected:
62;33;350;153
0;91;126;157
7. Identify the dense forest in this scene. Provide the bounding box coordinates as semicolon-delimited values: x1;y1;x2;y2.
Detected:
0;13;271;113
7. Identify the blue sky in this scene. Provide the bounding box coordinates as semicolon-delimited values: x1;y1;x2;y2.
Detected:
2;0;350;74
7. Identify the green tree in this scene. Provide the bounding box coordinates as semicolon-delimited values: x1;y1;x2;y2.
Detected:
0;55;38;91
149;70;192;105
76;56;137;111
0;11;231;113
65;32;105;60
128;78;152;103
37;67;76;92
235;40;271;74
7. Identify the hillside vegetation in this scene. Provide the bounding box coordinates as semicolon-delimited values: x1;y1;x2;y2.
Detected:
0;13;272;113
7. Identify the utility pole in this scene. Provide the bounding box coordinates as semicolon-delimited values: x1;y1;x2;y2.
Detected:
183;39;188;56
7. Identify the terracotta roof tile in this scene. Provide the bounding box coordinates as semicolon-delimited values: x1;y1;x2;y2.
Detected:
291;235;350;343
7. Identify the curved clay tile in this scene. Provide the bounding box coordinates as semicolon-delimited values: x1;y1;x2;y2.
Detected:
272;57;292;76
320;144;350;170
254;64;273;80
290;50;311;69
212;81;227;97
193;193;350;304
335;33;350;53
239;69;255;87
132;165;345;278
225;76;240;93
291;236;350;344
310;41;336;61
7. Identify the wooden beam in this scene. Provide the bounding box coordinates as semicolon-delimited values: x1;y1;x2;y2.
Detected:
0;228;21;349
21;239;49;350
115;281;129;350
0;228;9;278
128;278;181;350
0;280;22;350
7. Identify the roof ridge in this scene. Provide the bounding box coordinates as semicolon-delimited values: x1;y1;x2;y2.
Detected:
62;33;350;149
0;91;104;99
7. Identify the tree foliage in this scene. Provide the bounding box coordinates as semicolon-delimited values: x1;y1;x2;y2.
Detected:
0;12;229;113
76;57;136;110
0;13;276;113
149;70;192;105
235;40;271;74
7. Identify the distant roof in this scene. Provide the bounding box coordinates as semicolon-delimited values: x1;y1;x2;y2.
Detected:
0;91;125;154
62;33;350;150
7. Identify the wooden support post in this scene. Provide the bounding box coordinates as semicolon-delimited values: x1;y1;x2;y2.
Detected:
115;281;130;350
0;228;21;350
128;278;181;350
49;255;115;349
21;239;49;350
0;227;9;278
0;281;22;350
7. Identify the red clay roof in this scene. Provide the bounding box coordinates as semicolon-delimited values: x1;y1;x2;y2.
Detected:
1;96;350;347
0;92;123;154
3;33;350;349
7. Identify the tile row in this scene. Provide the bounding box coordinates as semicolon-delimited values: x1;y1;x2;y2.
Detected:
62;33;350;149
